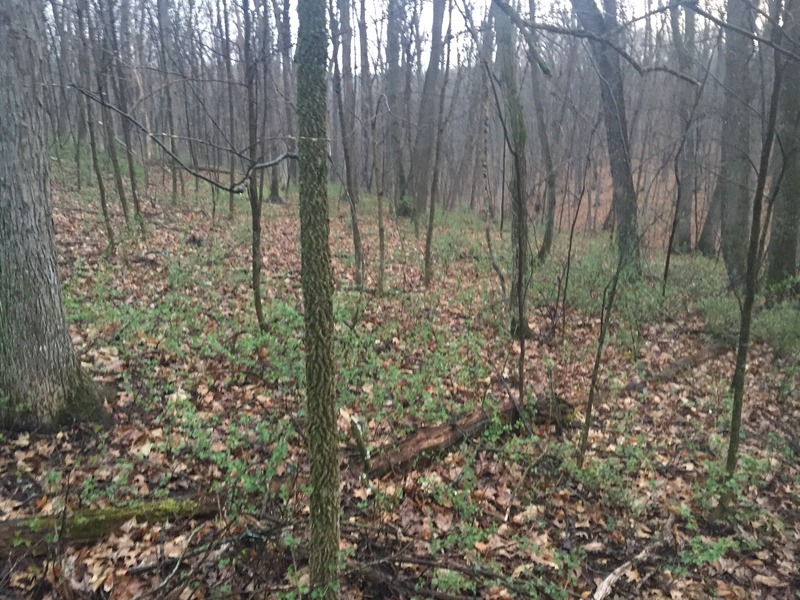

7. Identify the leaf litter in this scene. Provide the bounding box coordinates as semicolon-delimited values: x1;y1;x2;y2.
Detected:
0;183;798;599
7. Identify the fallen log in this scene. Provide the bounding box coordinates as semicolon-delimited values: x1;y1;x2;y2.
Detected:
0;497;218;557
365;342;730;480
365;400;521;478
623;340;730;393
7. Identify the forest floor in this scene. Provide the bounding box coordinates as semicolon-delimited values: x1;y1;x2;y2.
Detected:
1;171;799;599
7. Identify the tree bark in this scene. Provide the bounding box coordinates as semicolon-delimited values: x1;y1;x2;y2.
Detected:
243;0;266;331
716;0;755;288
0;0;105;431
385;0;408;208
103;0;144;233
409;0;446;234
766;0;800;288
297;0;340;596
571;0;639;266
670;2;697;254
77;0;115;254
495;5;529;339
331;0;365;287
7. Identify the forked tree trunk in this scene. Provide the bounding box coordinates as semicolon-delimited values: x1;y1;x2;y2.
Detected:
0;0;104;431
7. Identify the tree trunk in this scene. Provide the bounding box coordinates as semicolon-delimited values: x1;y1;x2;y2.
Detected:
424;6;452;288
495;5;529;339
158;0;179;205
272;0;297;187
358;0;373;191
716;0;755;288
385;0;408;208
91;0;130;229
409;0;446;234
221;0;237;218
697;188;721;255
331;0;365;287
722;5;783;512
525;0;557;263
77;0;115;254
766;1;800;288
670;2;697;254
243;0;266;330
0;0;104;431
103;0;144;234
571;0;639;266
297;0;340;596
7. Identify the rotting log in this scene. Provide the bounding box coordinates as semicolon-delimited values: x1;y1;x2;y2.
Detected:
366;400;524;479
623;341;730;393
364;342;730;480
0;498;218;556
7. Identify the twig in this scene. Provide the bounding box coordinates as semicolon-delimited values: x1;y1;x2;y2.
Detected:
593;516;674;600
71;84;297;194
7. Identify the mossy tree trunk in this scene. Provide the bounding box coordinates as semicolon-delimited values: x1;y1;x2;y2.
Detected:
0;0;104;431
297;0;340;597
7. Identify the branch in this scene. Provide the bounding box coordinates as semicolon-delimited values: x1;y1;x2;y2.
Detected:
593;516;675;600
491;0;551;76
493;0;699;86
71;84;297;194
689;3;800;64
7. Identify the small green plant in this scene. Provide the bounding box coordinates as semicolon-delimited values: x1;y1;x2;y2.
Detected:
395;194;414;218
431;569;476;594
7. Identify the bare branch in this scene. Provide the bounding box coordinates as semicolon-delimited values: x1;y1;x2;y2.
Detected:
71;85;297;195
